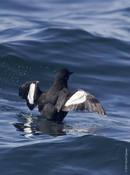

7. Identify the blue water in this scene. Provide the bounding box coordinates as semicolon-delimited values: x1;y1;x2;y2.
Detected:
0;0;130;174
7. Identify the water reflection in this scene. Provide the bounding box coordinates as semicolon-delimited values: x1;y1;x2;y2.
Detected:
14;112;66;137
38;117;66;136
14;112;106;138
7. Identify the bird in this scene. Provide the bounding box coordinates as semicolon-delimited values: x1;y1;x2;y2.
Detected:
19;68;106;122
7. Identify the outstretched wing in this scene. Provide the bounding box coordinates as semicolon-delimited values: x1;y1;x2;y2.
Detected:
62;89;106;115
19;81;41;110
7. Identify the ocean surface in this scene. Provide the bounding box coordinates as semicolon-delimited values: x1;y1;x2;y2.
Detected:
0;0;130;174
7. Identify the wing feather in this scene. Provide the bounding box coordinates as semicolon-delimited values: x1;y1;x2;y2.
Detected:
56;88;70;112
19;81;41;110
62;89;106;115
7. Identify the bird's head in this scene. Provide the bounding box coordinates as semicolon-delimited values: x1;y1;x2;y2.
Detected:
55;68;73;82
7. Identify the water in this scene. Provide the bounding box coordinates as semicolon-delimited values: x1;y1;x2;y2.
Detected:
0;0;130;174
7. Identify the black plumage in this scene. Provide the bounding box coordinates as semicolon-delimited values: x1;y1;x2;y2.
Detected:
19;69;106;122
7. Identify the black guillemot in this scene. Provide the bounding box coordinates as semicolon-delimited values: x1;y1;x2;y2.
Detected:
19;69;106;122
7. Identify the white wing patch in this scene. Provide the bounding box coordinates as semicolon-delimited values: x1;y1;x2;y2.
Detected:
27;83;36;104
64;90;88;106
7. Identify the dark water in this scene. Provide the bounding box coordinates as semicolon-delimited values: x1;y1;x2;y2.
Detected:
0;0;130;174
